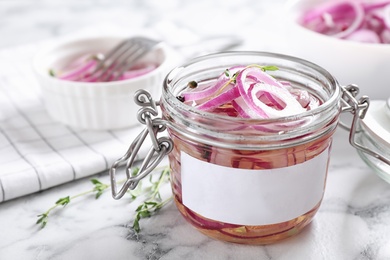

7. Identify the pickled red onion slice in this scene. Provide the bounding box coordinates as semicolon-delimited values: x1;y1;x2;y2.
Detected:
196;85;240;111
381;28;390;43
363;1;390;12
57;55;98;81
236;67;305;118
384;4;390;28
232;97;303;133
300;0;390;44
344;28;381;43
301;0;365;38
51;54;157;82
182;76;230;102
181;65;318;119
237;66;283;88
119;65;157;80
242;82;306;118
232;96;262;119
182;65;245;101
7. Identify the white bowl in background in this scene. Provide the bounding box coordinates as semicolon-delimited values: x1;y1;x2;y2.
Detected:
33;36;178;130
283;0;390;100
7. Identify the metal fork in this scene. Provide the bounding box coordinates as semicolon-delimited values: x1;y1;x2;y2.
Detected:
91;37;161;82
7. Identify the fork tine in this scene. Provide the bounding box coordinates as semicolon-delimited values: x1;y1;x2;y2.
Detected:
98;41;141;81
109;45;151;81
89;37;160;82
95;41;137;80
90;39;130;77
102;43;145;81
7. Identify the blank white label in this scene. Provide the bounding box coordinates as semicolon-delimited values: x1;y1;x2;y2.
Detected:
181;148;329;226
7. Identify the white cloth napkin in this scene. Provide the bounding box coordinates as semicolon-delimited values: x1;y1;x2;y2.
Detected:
0;36;159;202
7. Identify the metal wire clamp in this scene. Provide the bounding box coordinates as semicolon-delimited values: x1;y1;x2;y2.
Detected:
340;84;390;165
109;89;173;200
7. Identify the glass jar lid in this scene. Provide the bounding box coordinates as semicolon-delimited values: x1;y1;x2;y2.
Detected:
357;99;390;183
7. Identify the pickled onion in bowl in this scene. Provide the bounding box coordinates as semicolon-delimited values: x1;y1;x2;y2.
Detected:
283;0;390;100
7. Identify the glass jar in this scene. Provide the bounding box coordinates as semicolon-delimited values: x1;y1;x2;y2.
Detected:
159;52;341;244
109;51;390;245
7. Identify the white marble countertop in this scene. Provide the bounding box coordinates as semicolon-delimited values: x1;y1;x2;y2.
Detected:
1;0;390;259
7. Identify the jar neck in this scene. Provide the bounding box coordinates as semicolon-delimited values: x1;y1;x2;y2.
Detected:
161;51;341;150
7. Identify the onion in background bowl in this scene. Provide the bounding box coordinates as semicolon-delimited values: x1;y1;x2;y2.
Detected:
283;0;390;100
299;0;390;44
33;36;178;130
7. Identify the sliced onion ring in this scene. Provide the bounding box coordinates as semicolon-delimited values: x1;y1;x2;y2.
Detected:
300;0;390;44
182;65;319;120
182;65;245;101
236;67;305;118
301;0;365;39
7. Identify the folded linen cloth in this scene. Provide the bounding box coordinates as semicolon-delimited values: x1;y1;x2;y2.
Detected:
0;42;155;202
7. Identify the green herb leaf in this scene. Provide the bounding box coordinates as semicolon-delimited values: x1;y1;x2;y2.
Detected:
36;213;48;228
231;72;239;83
139;211;151;218
261;65;279;72
131;167;140;177
90;179;102;185
128;181;143;199
133;218;140;233
145;201;158;206
91;178;109;199
49;69;56;77
55;196;70;206
136;204;145;212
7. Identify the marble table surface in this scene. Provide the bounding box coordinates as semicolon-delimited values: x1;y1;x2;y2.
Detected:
1;0;390;259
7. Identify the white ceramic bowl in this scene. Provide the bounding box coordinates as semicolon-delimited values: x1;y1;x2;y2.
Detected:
33;36;177;130
283;0;390;100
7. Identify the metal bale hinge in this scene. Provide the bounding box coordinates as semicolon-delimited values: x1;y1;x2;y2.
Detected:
340;84;390;165
109;90;173;200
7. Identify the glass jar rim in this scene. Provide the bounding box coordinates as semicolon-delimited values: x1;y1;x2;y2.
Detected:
163;51;341;124
161;51;342;150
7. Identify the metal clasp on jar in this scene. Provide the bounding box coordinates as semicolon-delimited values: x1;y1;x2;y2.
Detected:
108;89;172;200
340;84;390;165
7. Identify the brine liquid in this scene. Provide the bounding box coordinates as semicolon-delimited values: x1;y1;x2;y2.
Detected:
167;129;334;244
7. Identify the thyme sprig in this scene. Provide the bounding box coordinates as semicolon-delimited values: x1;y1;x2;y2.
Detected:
36;178;110;228
36;166;172;233
132;167;171;233
224;64;278;82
